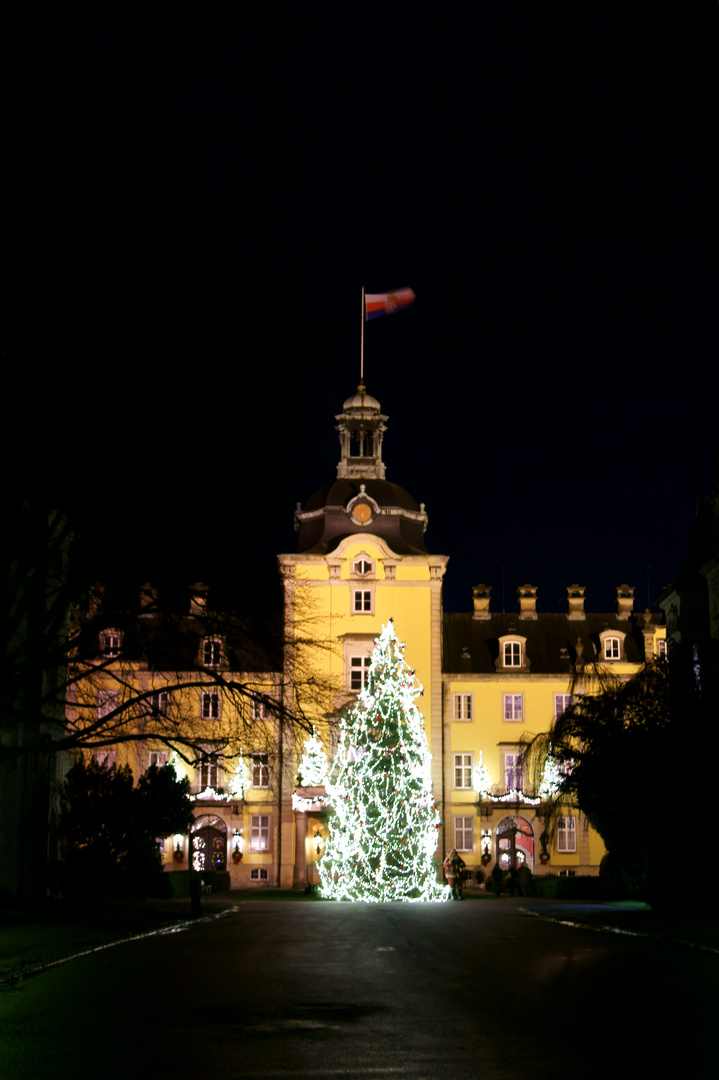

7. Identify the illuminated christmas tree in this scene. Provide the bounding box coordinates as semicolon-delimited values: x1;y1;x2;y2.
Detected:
319;621;445;902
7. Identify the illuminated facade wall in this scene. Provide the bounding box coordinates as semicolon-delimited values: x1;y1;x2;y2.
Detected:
442;591;667;877
65;384;668;891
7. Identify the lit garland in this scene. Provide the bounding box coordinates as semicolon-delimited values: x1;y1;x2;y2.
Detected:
319;621;447;903
292;793;332;812
189;786;226;802
490;789;541;805
297;727;329;787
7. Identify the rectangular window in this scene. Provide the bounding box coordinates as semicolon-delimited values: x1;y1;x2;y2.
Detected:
149;751;168;768
353;589;372;613
252;754;270;788
98;689;119;718
454;816;473;852
504;752;523;790
150;691;169;714
503;694;523;721
454;753;473;789
657;639;668;658
197;748;221;790
251;697;272;721
350;655;371;691
250;867;269;881
202;691;220;719
503;641;521;666
554;693;572;718
557;816;577;853
251;815;270;852
453;693;473;722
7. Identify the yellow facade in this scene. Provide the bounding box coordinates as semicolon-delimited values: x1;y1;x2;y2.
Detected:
67;383;666;891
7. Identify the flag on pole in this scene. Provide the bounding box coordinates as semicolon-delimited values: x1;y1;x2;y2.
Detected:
365;287;416;321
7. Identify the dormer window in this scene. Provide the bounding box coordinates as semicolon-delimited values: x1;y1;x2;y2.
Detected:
203;638;222;667
598;629;626;662
503;641;522;666
604;637;620;660
353;556;374;576
101;629;121;658
496;635;529;672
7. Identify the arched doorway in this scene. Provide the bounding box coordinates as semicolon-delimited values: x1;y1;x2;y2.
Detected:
496;816;534;872
191;814;227;872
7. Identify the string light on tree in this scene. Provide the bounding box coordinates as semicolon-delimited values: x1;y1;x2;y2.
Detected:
319;620;447;903
297;727;329;787
539;751;562;800
229;753;249;800
472;750;491;798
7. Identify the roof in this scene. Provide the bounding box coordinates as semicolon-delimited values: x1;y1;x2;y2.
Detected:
73;608;282;675
296;478;429;555
443;611;657;674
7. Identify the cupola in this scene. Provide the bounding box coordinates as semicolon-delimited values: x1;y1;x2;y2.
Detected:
335;381;387;480
293;383;430;556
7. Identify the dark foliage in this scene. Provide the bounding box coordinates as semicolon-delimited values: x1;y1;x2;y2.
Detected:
58;758;193;898
522;647;718;905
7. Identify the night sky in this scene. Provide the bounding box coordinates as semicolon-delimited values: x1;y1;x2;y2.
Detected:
8;5;717;616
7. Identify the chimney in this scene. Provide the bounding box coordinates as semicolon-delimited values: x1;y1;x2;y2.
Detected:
189;582;208;615
472;584;491;620
615;584;634;620
567;585;586;620
88;583;105;618
139;582;158;612
518;584;538;620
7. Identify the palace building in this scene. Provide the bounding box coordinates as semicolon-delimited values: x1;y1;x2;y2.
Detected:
70;382;666;890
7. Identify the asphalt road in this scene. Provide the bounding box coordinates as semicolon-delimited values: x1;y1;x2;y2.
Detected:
1;898;715;1079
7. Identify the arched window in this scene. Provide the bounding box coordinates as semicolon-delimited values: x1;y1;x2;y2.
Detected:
598;629;626;661
503;641;522;666
496;634;529;671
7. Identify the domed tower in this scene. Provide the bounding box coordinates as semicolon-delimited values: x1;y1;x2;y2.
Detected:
278;381;447;888
293;382;430;555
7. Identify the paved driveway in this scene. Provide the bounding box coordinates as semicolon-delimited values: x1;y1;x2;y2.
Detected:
1;898;715;1079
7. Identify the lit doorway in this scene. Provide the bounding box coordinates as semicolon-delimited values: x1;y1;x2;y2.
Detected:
191;814;227;872
496;816;534;872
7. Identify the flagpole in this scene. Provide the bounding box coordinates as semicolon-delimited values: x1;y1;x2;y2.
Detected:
360;286;365;384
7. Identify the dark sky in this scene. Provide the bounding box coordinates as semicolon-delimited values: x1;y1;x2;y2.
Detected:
8;5;717;616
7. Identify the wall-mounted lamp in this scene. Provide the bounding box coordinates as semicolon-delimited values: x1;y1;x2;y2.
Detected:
173;834;184;863
313;830;323;856
233;829;244;863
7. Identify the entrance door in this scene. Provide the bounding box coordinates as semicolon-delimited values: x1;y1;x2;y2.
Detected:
191;814;228;872
496;816;534;872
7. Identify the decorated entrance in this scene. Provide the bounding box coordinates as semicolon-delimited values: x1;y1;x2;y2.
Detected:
191;814;227;872
496;816;534;872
